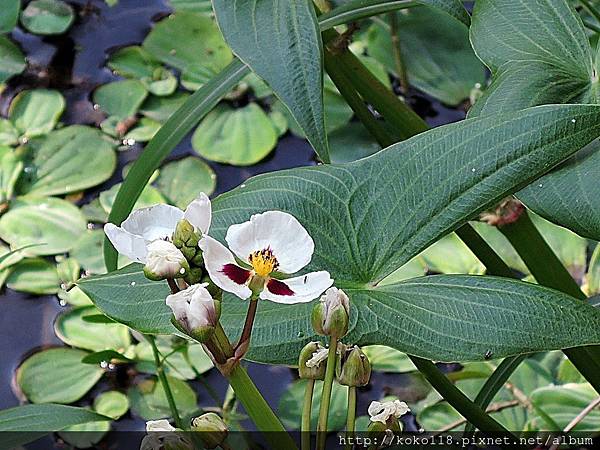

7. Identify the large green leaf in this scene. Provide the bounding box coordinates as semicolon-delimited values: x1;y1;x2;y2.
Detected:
79;263;176;334
470;0;594;117
20;125;116;196
470;0;600;240
366;6;485;105
212;0;329;162
86;105;600;364
210;104;600;283
0;404;110;449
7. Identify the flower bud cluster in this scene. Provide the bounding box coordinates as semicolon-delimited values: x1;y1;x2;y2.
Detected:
172;219;204;284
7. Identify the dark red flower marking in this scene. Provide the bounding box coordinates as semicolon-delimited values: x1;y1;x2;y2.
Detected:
266;278;294;296
221;264;251;284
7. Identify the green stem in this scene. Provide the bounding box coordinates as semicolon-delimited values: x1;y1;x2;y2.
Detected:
409;356;519;441
389;12;409;93
318;0;421;31
580;0;600;23
147;335;183;429
455;224;514;278
583;19;600;33
345;386;357;450
499;209;584;299
323;29;427;140
316;337;338;450
324;49;395;147
302;379;316;450
227;363;297;448
464;354;527;437
498;210;600;394
211;324;298;449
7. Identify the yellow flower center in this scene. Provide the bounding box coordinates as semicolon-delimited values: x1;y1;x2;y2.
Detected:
249;248;278;277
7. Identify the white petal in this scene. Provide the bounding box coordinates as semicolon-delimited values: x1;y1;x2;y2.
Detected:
184;192;211;234
121;204;184;242
259;270;333;304
226;211;314;274
166;283;215;330
367;400;410;423
391;400;410;417
199;236;252;300
146;419;175;432
368;401;384;418
104;223;148;263
306;347;329;368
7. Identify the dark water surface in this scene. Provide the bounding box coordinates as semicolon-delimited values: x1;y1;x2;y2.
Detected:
0;0;463;439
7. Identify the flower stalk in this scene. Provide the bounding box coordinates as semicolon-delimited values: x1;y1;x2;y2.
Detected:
301;378;315;450
147;335;183;429
345;386;357;450
234;295;259;357
316;338;338;450
207;323;298;449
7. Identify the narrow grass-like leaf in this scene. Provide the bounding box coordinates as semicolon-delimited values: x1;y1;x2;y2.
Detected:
103;59;248;271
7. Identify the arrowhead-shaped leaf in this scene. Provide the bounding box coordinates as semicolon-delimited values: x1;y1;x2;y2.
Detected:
212;0;329;161
82;104;600;364
470;0;600;240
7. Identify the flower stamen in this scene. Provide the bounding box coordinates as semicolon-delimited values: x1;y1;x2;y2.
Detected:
249;248;278;277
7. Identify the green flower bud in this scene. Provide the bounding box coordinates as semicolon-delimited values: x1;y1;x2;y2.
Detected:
311;287;349;338
191;412;228;449
298;342;327;380
337;345;371;387
173;219;200;248
184;267;203;285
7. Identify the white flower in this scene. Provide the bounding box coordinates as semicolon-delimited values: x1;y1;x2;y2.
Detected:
166;283;219;333
199;211;333;304
368;400;410;424
306;347;329;368
104;192;211;264
146;419;176;432
144;240;188;280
